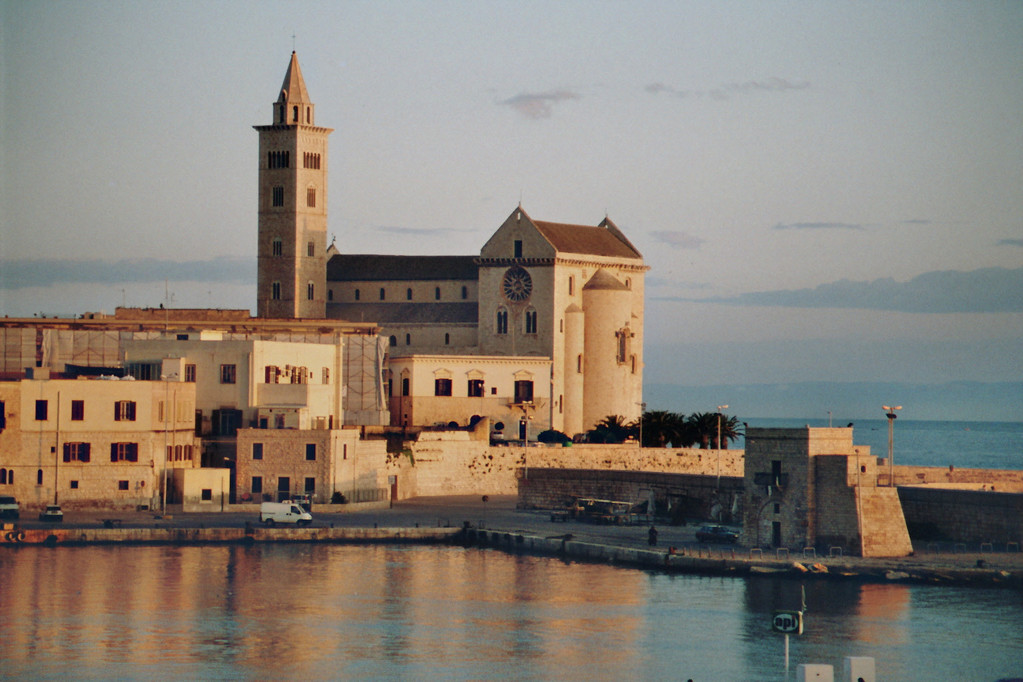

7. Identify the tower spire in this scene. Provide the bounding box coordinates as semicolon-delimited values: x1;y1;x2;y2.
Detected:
275;51;314;125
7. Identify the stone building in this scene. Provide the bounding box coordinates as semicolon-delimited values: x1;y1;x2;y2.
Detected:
741;427;913;557
255;53;649;437
234;426;388;506
0;373;197;511
0;312;389;506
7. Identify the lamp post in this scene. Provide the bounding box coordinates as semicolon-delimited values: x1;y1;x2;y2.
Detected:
716;404;728;489
883;405;902;487
637;402;646;448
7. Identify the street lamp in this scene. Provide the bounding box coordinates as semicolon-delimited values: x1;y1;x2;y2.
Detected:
883;405;902;487
716;404;728;489
636;402;646;448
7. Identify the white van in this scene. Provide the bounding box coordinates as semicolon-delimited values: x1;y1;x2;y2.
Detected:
259;501;313;527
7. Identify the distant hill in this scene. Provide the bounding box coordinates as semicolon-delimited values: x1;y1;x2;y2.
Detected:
642;381;1023;422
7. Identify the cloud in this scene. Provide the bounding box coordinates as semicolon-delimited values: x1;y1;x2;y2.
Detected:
684;266;1023;314
646;77;810;101
0;257;254;290
649;230;705;249
772;222;866;231
499;90;581;118
996;238;1023;247
376;225;452;236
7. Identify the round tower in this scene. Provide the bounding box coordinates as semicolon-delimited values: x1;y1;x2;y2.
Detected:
581;269;636;430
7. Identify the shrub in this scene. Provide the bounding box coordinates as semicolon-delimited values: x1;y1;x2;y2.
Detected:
537;429;571;445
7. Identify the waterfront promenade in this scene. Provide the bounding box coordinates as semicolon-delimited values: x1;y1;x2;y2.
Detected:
4;495;1021;588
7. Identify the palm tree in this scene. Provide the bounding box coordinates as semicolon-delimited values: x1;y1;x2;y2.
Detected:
687;412;719;449
588;414;632;444
716;415;744;450
640;410;688;447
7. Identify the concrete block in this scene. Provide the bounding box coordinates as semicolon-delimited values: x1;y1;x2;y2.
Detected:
797;664;834;682
842;656;875;682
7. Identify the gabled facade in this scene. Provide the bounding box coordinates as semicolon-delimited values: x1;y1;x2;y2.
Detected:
321;206;648;437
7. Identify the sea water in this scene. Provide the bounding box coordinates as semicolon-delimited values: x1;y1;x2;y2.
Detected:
1;543;1021;681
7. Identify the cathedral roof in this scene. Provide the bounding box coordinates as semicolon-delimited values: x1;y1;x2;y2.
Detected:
527;209;642;260
532;220;641;259
327;302;478;324
327;255;478;282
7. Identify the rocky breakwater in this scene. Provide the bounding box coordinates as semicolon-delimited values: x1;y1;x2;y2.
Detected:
458;527;1023;589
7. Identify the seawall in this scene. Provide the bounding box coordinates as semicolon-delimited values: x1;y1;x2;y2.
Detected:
1;525;462;546
460;527;1022;589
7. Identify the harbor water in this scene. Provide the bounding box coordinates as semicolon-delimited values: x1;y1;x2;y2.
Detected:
1;543;1021;681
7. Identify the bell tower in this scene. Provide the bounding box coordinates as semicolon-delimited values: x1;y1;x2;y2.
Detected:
255;52;333;318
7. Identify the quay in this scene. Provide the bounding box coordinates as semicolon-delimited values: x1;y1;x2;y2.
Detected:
3;495;1020;589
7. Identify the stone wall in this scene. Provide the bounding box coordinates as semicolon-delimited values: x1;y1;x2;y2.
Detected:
898;486;1023;544
813;455;862;551
517;468;744;523
398;433;745;498
891;464;1023;491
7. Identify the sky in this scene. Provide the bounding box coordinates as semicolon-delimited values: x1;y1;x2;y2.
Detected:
1;1;1021;418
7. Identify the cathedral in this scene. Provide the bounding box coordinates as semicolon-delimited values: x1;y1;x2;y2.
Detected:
255;53;647;437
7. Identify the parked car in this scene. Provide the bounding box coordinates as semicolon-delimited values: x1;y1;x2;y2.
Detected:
39;505;64;523
0;496;19;520
695;525;738;544
259;501;312;526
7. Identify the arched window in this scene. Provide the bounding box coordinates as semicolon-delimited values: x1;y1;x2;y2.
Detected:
435;287;441;300
379;288;386;301
389;336;397;347
406;288;413;301
271;282;281;300
354;289;360;301
327;289;333;301
306;106;311;123
525;308;537;334
37;469;43;485
405;333;411;345
279;104;286;123
444;333;450;345
496;308;508;335
293;105;299;122
0;469;6;484
307;282;314;300
461;285;468;300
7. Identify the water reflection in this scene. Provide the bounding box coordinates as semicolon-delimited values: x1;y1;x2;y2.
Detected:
1;545;1020;680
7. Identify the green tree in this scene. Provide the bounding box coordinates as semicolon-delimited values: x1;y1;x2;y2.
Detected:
638;410;689;447
687;412;719;449
715;415;744;450
587;414;633;444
